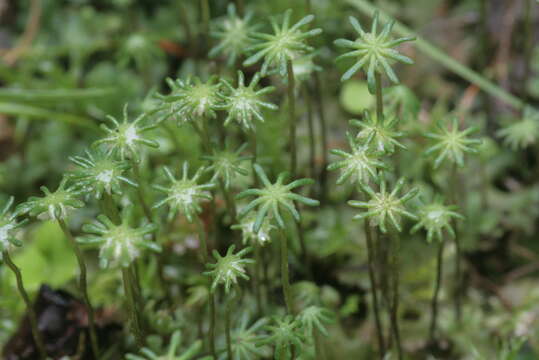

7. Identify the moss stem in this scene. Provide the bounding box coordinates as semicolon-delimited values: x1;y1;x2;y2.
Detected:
225;296;233;360
279;227;294;314
365;222;386;357
121;267;144;349
2;250;47;359
58;219;100;358
195;216;216;358
286;60;297;176
451;165;462;323
130;160;153;223
389;233;403;360
313;73;328;203
429;240;445;343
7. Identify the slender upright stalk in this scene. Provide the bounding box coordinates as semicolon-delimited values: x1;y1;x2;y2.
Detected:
248;129;260;188
429;240;445;342
195;217;216;358
130;160;153;223
225;297;233;360
121;267;144;348
2;251;47;360
389;233;403;360
375;73;384;123
286;60;297;176
279;227;294;314
364;222;386;357
450;165;462;323
58;219;99;358
253;243;263;315
304;84;317;182
313;73;328;203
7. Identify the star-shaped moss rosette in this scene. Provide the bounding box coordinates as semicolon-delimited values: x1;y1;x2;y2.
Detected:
68;149;137;200
327;131;387;185
424;117;482;168
218;71;278;131
155;76;222;125
0;197;27;256
78;214;159;268
204;245;254;293
349;177;418;233
411;198;464;243
228;315;268;360
17;178;84;221
125;330;209;360
209;4;259;66
152;162;215;223
201;143;251;189
496;107;539;150
93;105;159;162
350;110;406;154
298;305;335;337
334;12;415;92
236;164;319;232
231;213;275;246
243;9;322;76
255;315;305;360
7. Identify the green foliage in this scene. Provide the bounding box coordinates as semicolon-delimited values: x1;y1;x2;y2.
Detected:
155;76;222;125
334;12;415;91
0;197;26;255
204;245;254;293
497;107;539;150
218;71;278;131
94;105;159;162
255;315;305;360
327;131;386;185
349;176;418;233
125;330;209;360
237;164;319;232
17;178;84;221
78;213;160;268
411;197;463;243
152;162;215;223
210;4;259;66
201;143;251;189
424;117;482;168
1;1;538;359
351;111;405;154
68;149;137;199
243;10;322;76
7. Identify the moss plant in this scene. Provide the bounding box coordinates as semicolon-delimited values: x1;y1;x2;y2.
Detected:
423;116;481;323
411;198;463;342
204;245;254;359
152;163;215;223
79;212;160;348
3;3;538;359
1;197;47;359
209;4;258;67
243;9;322;175
237;164;319;314
18;180;100;356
